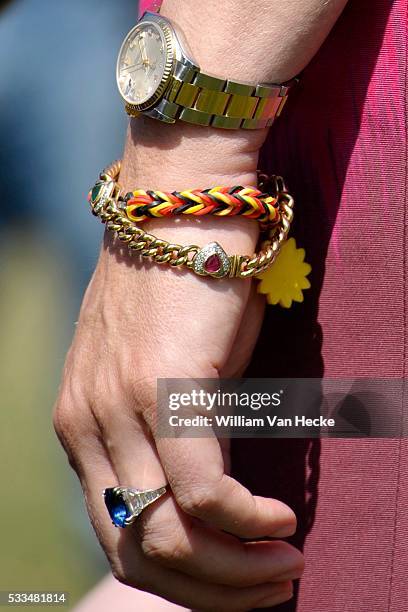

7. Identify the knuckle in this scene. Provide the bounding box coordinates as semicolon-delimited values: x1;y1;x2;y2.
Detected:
52;403;80;470
53;380;95;460
141;538;171;564
53;359;89;440
131;374;157;401
141;521;188;565
128;375;157;419
141;533;178;564
177;484;218;518
53;398;76;442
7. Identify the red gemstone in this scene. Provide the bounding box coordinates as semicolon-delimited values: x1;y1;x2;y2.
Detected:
204;254;221;273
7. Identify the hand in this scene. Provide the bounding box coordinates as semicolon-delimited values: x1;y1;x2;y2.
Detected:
53;121;304;611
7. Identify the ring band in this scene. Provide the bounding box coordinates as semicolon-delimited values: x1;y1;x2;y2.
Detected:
103;485;167;528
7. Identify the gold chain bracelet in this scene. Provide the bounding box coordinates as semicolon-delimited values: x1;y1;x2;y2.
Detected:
89;161;294;279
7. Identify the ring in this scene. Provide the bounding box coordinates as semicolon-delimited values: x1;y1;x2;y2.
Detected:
103;485;167;528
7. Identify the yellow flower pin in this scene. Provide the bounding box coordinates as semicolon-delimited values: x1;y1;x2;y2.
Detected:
256;237;311;308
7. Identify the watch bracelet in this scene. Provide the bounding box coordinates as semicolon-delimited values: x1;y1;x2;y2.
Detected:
125;61;297;130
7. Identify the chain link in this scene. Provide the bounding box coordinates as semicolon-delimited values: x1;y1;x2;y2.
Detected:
91;161;294;278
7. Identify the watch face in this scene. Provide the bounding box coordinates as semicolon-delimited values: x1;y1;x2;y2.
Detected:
117;20;171;107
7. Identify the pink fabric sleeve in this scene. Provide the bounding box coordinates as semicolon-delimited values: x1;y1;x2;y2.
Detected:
138;0;162;17
233;1;408;610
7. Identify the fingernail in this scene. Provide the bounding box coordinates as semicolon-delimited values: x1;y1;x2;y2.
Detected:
271;567;304;582
271;523;296;538
257;582;293;608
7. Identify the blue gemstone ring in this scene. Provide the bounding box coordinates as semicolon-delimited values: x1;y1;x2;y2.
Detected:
103;485;168;528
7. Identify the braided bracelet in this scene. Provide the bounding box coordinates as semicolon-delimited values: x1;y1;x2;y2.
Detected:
124;185;280;225
89;161;284;227
89;161;294;279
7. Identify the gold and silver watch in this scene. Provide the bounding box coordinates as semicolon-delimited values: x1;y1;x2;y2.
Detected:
116;12;296;130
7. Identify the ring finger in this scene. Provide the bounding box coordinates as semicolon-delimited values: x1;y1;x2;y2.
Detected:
103;407;303;588
78;426;294;611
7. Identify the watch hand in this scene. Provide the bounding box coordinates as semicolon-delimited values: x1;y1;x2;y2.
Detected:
138;36;149;65
138;55;153;74
121;63;144;74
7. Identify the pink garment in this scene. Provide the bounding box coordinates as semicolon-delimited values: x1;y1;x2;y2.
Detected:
139;1;408;609
138;0;161;16
236;1;408;610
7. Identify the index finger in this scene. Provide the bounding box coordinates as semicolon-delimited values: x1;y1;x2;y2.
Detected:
152;434;296;539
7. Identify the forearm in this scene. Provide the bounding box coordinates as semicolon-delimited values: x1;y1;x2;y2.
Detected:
162;0;348;82
119;0;347;259
121;0;347;189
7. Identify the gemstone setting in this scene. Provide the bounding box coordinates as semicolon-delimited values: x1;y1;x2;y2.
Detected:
90;182;104;205
103;486;167;528
104;488;131;528
204;254;221;273
90;181;115;209
193;242;230;278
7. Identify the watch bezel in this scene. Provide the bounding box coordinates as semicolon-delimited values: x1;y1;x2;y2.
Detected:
116;13;175;112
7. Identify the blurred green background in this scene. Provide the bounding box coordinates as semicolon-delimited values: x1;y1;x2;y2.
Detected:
0;234;105;606
0;0;137;608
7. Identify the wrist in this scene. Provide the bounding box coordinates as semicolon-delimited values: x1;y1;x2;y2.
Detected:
120;116;264;192
117;117;262;260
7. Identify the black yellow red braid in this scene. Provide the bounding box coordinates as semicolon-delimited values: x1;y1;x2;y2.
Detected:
122;185;280;224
